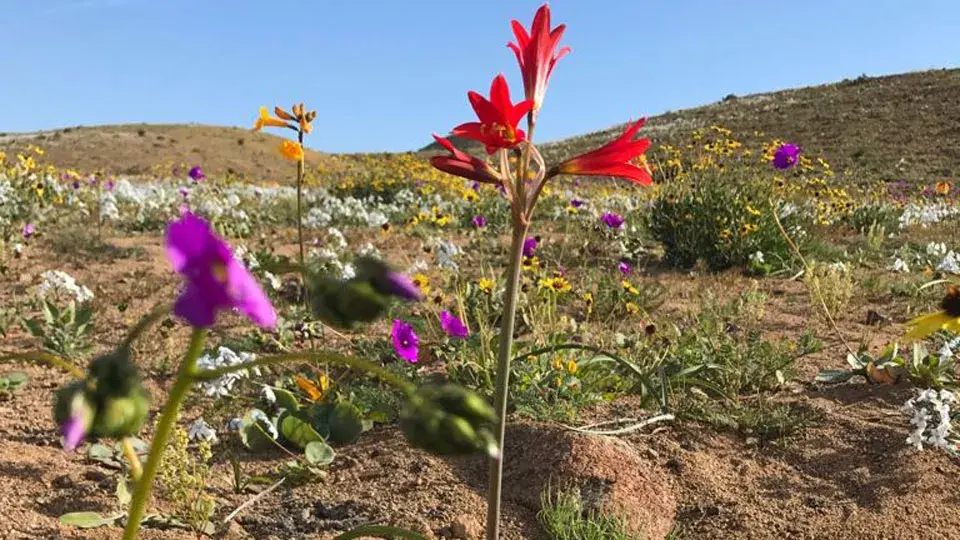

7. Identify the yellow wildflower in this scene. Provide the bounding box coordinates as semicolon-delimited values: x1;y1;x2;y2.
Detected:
478;278;494;294
625;302;640;315
566;360;578;375
538;276;572;294
411;274;431;296
279;140;304;161
621;280;639;296
253;106;292;131
905;285;960;340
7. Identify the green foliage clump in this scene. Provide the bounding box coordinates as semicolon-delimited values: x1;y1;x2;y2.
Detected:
157;425;216;535
647;170;797;271
538;486;638;540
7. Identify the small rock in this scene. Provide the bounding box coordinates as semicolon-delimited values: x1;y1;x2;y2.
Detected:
450;515;483;539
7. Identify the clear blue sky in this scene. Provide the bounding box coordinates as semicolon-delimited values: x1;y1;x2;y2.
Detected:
2;0;958;153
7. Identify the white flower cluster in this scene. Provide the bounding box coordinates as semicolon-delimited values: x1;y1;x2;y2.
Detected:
937;251;960;274
903;388;957;452
749;251;765;264
187;418;218;442
196;346;259;398
889;258;910;273
430;239;461;270
900;202;960;228
37;270;94;304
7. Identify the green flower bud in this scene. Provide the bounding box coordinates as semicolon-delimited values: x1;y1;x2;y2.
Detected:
310;277;390;329
90;388;149;438
399;385;499;457
53;381;95;430
88;347;139;398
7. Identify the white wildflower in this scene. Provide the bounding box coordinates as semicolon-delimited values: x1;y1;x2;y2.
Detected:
187;418;218;443
38;270;94;304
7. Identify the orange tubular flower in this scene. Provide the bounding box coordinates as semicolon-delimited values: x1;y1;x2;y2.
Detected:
554;118;653;185
429;134;501;185
508;3;570;111
254;107;293;131
279;140;304;161
452;74;533;154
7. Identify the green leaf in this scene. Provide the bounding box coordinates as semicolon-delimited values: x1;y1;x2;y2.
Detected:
271;387;300;412
59;512;118;528
279;411;324;449
304;441;336;466
327;402;364;445
815;369;857;383
334;525;429;540
116;479;131;507
239;409;277;452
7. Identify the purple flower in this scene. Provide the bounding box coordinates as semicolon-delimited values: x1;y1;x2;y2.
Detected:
21;223;35;239
165;212;276;329
618;261;631;275
60;414;87;451
522;237;538;257
601;212;625;229
188;166;206;182
106;180;115;191
383;272;423;301
440;311;469;339
472;215;487;228
72;181;80;190
772;143;801;170
391;320;420;363
471;182;480;192
570;199;583;208
179;187;190;199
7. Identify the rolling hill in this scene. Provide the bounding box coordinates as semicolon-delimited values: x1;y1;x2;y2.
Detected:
3;68;960;183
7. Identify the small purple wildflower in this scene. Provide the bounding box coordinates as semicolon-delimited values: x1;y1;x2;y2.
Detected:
60;414;87;451
21;223;35;239
391;320;420;363
570;199;583;208
471;181;480;192
523;237;538;258
618;261;631;275
188;166;206;182
179;187;190;199
772;143;801;170
472;215;488;228
72;181;81;190
440;311;469;339
165;212;276;329
601;212;625;229
106;180;115;191
383;272;423;301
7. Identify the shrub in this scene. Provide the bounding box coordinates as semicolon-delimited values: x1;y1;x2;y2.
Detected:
647;169;798;271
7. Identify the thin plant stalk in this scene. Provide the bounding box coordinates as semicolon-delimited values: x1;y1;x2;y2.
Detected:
484;219;529;540
296;129;307;302
123;329;207;540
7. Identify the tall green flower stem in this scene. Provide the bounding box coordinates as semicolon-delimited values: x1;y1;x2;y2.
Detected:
485;121;544;539
123;328;207;540
122;346;413;539
484;220;527;540
296;128;307;289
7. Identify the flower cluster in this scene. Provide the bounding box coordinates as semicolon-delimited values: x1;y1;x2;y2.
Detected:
903;388;958;453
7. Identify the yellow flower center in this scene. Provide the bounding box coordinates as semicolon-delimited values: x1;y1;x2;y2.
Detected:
211;261;228;284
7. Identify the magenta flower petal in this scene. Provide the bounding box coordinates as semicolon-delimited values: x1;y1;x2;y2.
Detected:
391;319;420;363
188;166;206;181
227;258;278;328
618;261;632;275
440;311;469;339
60;415;87;451
472;215;488;228
384;272;424;301
772;143;801;170
522;237;538;257
601;212;625;229
165;212;276;329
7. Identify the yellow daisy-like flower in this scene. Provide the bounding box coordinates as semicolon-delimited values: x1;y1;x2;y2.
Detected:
745;204;761;216
566;360;578;375
621;280;640;296
411;274;431;296
936;181;952;196
279;140;304;161
625;302;640;315
253;106;292;131
551;357;564;371
905;286;960;340
538;276;572;294
477;278;494;294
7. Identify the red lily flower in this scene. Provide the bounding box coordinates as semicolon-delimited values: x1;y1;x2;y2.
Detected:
452;74;533;154
555;118;653;186
508;3;571;112
429;134;501;185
